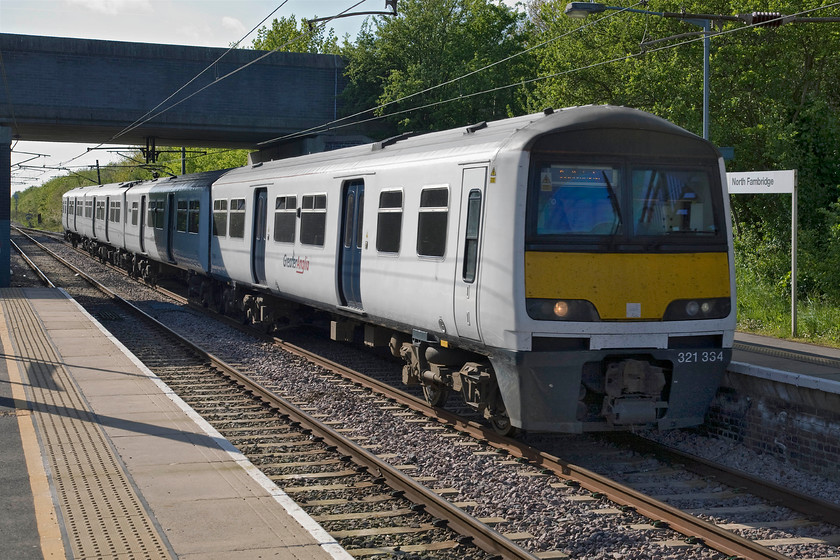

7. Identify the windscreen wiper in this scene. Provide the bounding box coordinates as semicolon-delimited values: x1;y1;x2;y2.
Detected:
602;171;623;235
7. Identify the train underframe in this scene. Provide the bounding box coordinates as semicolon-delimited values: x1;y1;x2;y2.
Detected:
65;232;729;436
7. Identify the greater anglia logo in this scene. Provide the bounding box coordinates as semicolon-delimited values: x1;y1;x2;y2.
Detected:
283;253;310;274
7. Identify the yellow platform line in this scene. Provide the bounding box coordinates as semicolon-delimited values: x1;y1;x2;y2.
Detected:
0;294;66;559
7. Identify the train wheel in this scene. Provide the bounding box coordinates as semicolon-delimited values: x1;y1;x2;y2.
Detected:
422;383;449;408
489;412;519;438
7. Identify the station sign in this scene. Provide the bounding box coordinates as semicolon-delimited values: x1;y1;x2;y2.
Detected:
726;168;799;336
726;170;796;194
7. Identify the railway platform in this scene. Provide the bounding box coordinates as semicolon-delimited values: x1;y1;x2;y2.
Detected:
0;287;352;560
733;331;840;390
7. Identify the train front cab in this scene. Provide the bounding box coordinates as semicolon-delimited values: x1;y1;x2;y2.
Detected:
501;118;735;433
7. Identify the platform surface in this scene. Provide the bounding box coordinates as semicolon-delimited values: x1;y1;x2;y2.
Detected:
0;287;351;560
734;331;840;388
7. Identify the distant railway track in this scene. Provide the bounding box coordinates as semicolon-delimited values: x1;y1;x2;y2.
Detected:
14;226;840;560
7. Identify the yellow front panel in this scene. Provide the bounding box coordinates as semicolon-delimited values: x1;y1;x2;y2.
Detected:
525;252;730;320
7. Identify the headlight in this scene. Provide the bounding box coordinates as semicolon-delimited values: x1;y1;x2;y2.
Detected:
664;298;731;321
526;299;600;321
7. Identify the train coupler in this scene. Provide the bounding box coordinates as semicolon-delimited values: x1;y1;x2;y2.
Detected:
601;359;667;425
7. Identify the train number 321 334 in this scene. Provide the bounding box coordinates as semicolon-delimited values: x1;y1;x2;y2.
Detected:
677;351;725;363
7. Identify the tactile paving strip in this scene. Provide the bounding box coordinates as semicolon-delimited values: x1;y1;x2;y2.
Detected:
2;289;172;559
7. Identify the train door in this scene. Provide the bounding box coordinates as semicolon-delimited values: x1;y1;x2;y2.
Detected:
166;193;175;261
91;196;97;238
338;180;364;309
139;196;147;253
104;196;111;243
252;188;268;285
453;167;487;340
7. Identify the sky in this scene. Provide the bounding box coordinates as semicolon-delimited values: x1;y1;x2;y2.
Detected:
1;0;459;192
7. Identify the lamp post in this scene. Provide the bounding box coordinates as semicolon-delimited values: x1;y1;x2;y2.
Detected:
564;3;840;141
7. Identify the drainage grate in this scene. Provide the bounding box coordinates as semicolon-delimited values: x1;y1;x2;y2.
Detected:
93;310;123;321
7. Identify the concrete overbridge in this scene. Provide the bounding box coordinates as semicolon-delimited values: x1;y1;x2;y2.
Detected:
0;33;363;286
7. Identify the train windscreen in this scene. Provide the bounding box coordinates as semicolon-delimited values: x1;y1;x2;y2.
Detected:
528;161;725;249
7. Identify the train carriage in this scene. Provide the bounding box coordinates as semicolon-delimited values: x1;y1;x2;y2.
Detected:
91;182;132;252
63;105;735;435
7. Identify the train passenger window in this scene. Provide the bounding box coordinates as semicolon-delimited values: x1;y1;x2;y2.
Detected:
631;168;718;235
274;196;296;243
76;201;83;217
96;201;106;221
148;199;165;229
213;200;227;237
109;201;121;223
229;198;246;238
85;200;93;218
300;194;327;246
417;186;449;257
376;190;403;253
188;200;200;234
462;190;482;283
176;201;188;232
131;202;139;226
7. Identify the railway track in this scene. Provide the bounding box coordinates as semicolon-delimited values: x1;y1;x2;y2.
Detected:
12;228;535;560
13;227;840;559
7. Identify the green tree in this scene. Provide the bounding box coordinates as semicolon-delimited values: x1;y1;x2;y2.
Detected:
341;0;530;133
526;0;840;302
252;14;341;54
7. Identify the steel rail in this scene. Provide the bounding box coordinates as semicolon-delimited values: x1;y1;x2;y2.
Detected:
267;341;793;560
32;226;812;559
16;228;538;560
10;235;56;288
605;432;840;526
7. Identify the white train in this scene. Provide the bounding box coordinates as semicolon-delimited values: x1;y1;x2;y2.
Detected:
64;105;735;435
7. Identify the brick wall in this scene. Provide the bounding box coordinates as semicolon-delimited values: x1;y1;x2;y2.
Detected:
704;367;840;482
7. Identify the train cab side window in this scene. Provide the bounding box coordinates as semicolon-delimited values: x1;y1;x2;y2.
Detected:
417;186;449;257
462;190;482;283
188;200;200;234
213;199;228;237
229;198;246;238
131;202;139;226
300;194;327;247
274;195;296;243
176;200;188;232
376;190;403;253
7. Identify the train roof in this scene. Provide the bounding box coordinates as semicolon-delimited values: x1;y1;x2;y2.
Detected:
62;105;711;197
216;105;708;185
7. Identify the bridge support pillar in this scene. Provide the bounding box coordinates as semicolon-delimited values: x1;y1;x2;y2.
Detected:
0;127;10;287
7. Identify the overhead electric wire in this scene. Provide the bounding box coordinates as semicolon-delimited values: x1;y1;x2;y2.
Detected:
17;1;840;186
109;0;365;144
259;1;647;145
274;2;840;141
110;0;294;142
21;0;361;185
